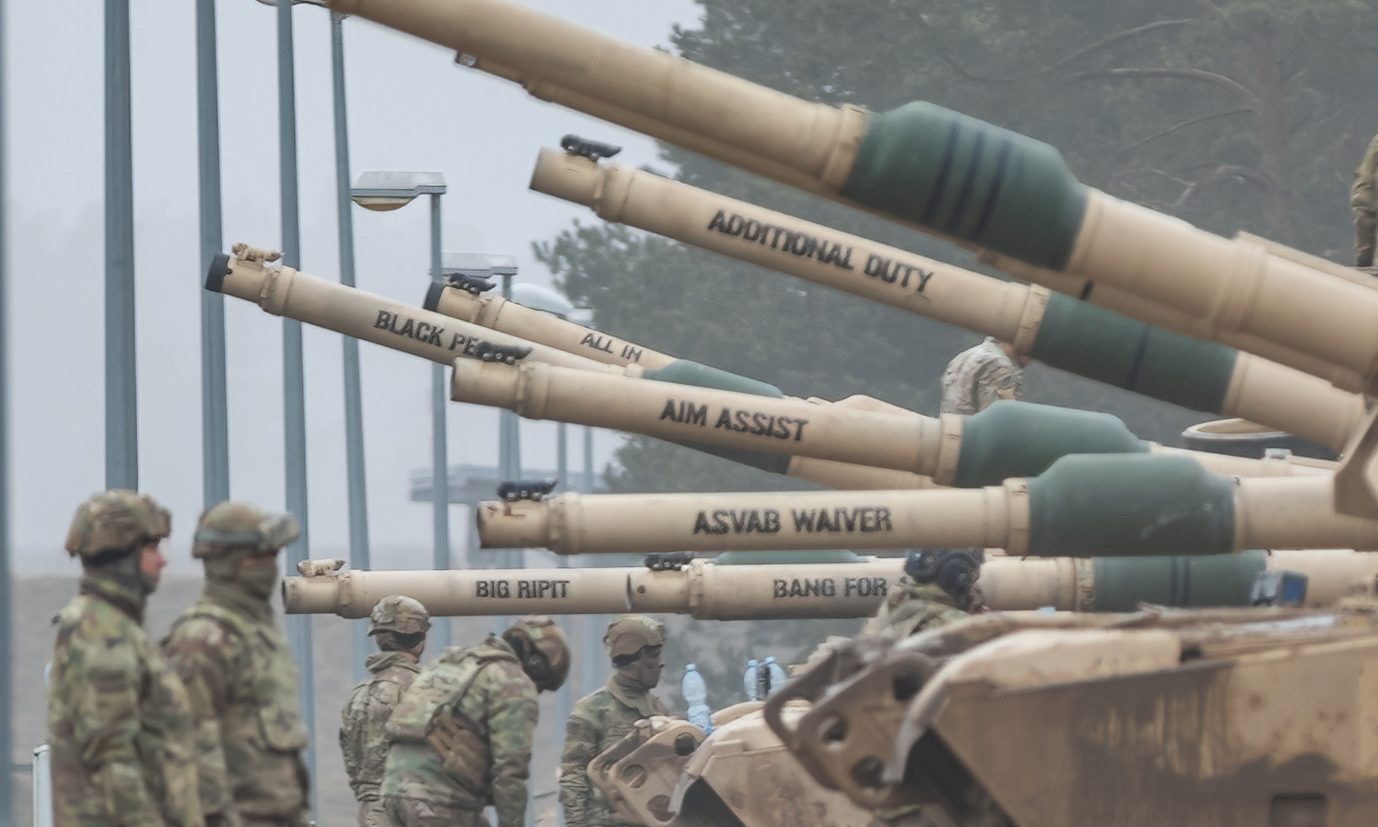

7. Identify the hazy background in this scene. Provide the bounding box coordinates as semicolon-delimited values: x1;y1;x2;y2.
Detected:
5;0;699;574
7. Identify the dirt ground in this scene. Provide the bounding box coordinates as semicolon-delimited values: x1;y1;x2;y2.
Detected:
4;577;603;826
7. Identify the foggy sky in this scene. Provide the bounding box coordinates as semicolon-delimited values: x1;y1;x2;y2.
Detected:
5;0;699;571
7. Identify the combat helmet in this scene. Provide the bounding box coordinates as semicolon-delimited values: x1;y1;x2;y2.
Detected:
192;501;300;558
603;614;666;659
369;595;432;636
64;490;168;559
503;615;571;692
904;549;982;600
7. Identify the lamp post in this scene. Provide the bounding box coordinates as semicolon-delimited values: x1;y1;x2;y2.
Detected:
197;0;230;507
250;2;318;815
106;0;136;489
352;172;448;651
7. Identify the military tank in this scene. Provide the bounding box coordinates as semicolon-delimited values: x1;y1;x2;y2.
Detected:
302;4;1378;823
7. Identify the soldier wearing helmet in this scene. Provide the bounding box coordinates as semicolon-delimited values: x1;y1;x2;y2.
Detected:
340;595;432;826
559;615;669;827
47;490;203;825
381;615;570;827
161;501;308;827
863;550;985;639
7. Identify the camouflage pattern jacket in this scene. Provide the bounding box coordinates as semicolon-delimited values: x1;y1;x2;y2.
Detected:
339;650;421;802
48;573;203;827
1353;133;1378;266
939;338;1022;415
862;579;969;639
559;673;668;827
382;636;538;827
162;582;310;826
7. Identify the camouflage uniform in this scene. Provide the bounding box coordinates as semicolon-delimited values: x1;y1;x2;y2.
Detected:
863;550;982;639
382;617;570;827
862;580;969;638
940;338;1023;415
560;616;667;827
162;502;309;827
340;596;431;827
1353;133;1378;266
47;490;203;827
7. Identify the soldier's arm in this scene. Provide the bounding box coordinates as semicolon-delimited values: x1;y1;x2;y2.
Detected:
974;362;1021;411
1353;137;1378;213
486;667;541;827
163;617;243;827
67;626;166;827
341;678;402;798
558;707;600;827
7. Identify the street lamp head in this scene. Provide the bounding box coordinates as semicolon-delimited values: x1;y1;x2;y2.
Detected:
350;170;447;212
442;252;519;280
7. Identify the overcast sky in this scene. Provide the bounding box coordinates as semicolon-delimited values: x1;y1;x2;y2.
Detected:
5;0;699;571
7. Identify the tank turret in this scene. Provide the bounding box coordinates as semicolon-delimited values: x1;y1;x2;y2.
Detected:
765;605;1378;826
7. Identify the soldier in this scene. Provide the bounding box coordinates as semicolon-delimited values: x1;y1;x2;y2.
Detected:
1352;132;1378;267
162;501;309;827
381;615;571;827
863;550;984;638
47;490;203;826
340;595;433;826
939;337;1028;415
559;615;669;827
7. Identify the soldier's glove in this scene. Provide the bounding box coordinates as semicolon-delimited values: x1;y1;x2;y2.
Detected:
1359;252;1375;268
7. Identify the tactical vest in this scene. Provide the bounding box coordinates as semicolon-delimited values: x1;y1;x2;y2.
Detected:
170;600;309;815
387;645;513;795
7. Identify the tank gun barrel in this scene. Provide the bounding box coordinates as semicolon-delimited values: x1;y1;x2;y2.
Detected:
477;455;1378;556
424;280;675;369
334;0;1378;398
451;358;1331;483
281;550;1378;617
530;151;1366;451
205;246;925;489
206;244;622;374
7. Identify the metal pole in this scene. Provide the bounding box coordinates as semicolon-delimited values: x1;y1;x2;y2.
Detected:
554;422;571;752
0;0;12;813
275;0;316;816
197;0;230;507
497;275;522;633
329;10;373;685
105;0;137;490
580;425;599;697
429;193;452;652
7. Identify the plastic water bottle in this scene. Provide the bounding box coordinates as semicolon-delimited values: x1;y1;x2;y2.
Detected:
742;658;760;701
682;663;713;733
764;656;788;697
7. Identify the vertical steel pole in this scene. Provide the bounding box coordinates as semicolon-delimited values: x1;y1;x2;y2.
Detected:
330;11;373;684
497;275;521;633
429;193;452;652
0;0;12;814
105;0;137;490
275;1;316;817
197;0;230;507
554;422;571;748
580;425;599;696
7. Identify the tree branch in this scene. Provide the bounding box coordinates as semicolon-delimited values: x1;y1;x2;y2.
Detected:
1075;67;1255;101
1118;107;1255;155
1053;19;1198;70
